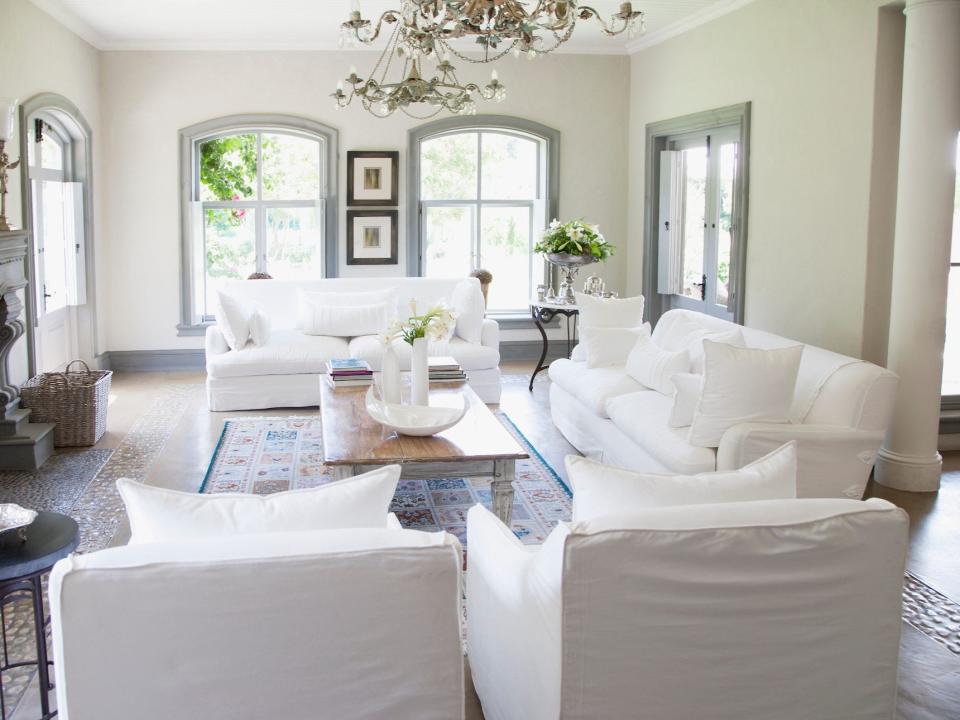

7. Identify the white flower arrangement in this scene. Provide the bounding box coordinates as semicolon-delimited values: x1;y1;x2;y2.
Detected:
380;300;457;346
534;218;613;261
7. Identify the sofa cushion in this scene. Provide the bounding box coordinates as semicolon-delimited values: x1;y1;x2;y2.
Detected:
348;335;499;371
215;290;252;351
206;329;349;379
548;359;644;419
605;390;717;474
581;325;648;369
566;442;796;521
575;292;645;328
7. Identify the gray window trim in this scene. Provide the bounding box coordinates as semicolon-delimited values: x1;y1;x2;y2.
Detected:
178;114;339;336
406;115;560;286
18;93;98;375
642;102;751;327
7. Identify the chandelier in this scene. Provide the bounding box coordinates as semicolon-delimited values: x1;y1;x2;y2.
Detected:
339;1;645;62
332;23;506;118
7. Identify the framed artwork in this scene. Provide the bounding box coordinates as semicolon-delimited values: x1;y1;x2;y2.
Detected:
347;209;399;265
347;150;399;206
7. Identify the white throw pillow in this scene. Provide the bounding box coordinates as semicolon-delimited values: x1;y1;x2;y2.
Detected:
248;308;272;347
669;372;702;427
688;340;804;448
575;292;645;328
298;289;392;337
566;442;797;521
117;465;402;545
451;279;484;344
582;325;649;369
625;332;690;395
297;288;398;328
215;291;252;351
654;313;744;373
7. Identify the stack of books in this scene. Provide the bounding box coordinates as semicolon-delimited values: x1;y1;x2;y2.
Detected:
326;358;373;388
429;356;467;383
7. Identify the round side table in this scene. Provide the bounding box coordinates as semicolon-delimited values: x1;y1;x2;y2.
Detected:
0;512;79;720
529;300;579;391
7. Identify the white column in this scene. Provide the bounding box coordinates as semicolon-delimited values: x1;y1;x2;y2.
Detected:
875;0;960;492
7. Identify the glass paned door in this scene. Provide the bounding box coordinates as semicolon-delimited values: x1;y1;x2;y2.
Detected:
660;126;740;320
942;134;960;396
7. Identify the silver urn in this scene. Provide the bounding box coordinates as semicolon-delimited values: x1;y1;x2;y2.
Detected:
546;252;597;303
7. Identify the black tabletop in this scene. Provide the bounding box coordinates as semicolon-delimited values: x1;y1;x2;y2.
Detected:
0;512;79;582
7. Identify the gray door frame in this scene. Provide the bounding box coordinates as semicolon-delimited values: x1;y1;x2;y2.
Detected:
643;102;751;326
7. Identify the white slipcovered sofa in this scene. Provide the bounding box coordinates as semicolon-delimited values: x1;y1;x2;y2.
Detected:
50;525;465;720
550;309;898;499
467;498;908;720
205;277;501;410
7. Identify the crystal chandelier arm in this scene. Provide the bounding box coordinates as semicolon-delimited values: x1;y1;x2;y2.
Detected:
576;3;644;36
341;8;403;45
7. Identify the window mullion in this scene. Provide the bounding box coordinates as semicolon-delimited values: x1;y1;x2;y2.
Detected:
475;133;483;269
256;133;266;274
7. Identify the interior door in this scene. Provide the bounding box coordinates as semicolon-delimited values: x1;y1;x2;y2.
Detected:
660;126;740;320
29;122;76;372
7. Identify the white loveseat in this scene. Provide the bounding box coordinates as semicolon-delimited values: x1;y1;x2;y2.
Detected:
549;309;898;498
467;498;908;720
50;526;465;720
205;277;501;410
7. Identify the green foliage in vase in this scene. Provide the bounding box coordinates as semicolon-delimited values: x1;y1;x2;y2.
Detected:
534;219;613;261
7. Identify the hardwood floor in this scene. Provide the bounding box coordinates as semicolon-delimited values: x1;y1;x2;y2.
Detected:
10;361;959;719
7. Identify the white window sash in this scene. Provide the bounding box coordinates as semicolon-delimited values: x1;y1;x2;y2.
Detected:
657;150;684;295
63;182;86;306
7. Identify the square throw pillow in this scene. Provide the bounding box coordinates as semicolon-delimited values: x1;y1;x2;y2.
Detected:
451;279;484;344
582;324;650;368
249;308;272;347
215;290;252;351
625;332;691;395
653;313;744;373
669;372;703;427
566;442;797;521
117;465;402;545
575;292;645;329
688;340;804;447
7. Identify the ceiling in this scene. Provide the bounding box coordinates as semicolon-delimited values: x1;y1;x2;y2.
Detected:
29;0;752;53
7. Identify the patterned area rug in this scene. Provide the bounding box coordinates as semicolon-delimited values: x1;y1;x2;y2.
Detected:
201;414;573;547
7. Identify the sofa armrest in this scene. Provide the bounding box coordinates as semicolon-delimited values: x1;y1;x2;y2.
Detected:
466;505;560;720
480;318;499;349
717;423;885;499
205;324;229;357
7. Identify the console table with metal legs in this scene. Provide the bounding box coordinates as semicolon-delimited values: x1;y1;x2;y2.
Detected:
0;512;80;720
529;301;579;391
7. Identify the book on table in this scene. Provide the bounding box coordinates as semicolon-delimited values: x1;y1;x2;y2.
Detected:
428;356;467;383
326;358;373;388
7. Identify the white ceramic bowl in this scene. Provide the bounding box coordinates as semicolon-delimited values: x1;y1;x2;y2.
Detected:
365;387;467;436
0;503;37;537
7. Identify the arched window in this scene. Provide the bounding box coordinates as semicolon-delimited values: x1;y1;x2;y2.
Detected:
409;116;559;315
179;115;338;332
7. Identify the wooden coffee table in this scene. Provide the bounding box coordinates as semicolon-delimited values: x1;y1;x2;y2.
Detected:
320;380;528;525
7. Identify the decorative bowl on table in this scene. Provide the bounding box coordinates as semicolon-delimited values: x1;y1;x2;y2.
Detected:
546;252;597;303
365;386;467;437
0;504;38;543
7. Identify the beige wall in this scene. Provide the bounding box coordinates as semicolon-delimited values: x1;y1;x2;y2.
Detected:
0;0;101;381
99;51;629;351
626;0;898;358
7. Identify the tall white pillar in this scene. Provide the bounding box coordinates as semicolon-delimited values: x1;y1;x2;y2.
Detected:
875;0;960;492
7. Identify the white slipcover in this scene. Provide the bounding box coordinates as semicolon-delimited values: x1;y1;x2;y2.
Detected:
467;498;908;720
550;309;899;498
50;527;464;720
205;277;501;409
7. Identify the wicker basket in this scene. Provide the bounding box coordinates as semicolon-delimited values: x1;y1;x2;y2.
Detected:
20;360;112;447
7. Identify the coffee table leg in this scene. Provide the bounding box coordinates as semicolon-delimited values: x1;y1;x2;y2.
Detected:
330;465;358;481
491;459;516;527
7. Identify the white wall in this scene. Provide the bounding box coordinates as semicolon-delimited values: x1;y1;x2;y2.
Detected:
0;0;101;382
100;50;629;351
626;0;898;358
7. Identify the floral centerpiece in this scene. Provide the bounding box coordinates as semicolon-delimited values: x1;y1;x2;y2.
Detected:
379;301;457;406
534;219;613;302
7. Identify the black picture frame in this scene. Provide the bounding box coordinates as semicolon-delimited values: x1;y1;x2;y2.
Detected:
346;209;399;265
347;150;399;206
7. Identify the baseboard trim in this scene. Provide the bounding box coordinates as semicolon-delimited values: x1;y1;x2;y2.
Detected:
100;342;560;373
101;349;206;372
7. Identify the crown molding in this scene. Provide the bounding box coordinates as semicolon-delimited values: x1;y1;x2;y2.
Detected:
29;0;107;49
625;0;761;54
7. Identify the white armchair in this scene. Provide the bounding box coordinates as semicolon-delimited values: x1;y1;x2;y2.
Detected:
466;499;908;720
51;527;465;720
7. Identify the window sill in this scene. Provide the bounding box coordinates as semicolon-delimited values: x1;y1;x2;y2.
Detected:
177;322;212;337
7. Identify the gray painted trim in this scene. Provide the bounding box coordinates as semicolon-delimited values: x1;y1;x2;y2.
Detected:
101;349;206;372
406;114;560;276
642;102;751;327
178;114;340;334
18;93;98;377
499;339;568;363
